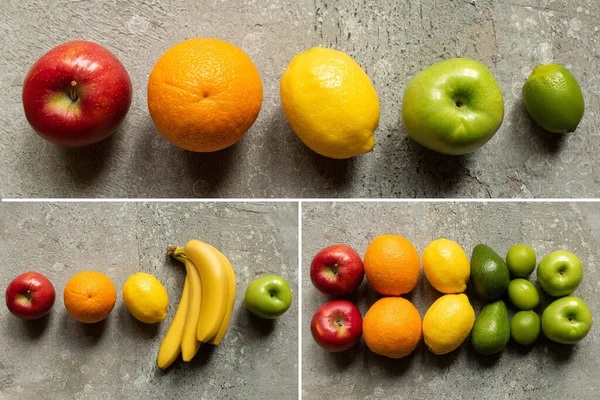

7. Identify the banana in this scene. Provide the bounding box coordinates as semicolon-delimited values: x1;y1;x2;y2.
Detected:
184;240;230;343
208;249;236;345
173;251;202;362
157;276;189;369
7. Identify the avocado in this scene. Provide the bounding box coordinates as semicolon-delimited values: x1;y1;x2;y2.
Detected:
471;244;510;300
471;300;510;354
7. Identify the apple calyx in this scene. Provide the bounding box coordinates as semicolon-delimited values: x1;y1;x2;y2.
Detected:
69;81;78;101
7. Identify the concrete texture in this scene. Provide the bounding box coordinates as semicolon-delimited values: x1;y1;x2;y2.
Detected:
1;1;600;198
0;202;298;399
302;202;600;399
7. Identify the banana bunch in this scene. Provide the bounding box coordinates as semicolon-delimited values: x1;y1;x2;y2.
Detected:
157;240;236;369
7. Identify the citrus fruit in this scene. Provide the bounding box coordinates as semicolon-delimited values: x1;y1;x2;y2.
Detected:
63;271;117;323
506;244;536;278
422;294;475;355
507;278;540;310
363;234;420;296
147;38;263;152
511;310;541;345
422;238;470;294
522;64;584;133
363;297;421;359
123;273;169;324
280;47;379;159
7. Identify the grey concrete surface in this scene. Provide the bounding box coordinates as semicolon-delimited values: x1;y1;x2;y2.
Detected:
0;202;298;399
1;1;599;198
302;202;600;399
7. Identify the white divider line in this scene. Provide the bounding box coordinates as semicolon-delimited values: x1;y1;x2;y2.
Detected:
4;198;600;203
297;200;303;400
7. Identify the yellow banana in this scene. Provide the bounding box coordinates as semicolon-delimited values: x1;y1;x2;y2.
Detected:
184;240;230;343
157;276;189;369
175;253;201;361
208;249;236;345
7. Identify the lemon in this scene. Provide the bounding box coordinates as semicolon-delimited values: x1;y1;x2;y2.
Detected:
422;238;470;293
280;47;380;159
123;273;169;324
522;64;584;133
423;294;475;355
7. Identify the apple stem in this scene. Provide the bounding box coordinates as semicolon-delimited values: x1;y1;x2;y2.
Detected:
69;81;78;101
24;290;32;301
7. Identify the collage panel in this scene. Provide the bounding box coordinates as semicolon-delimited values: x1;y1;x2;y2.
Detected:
0;1;598;199
302;202;599;399
0;202;298;399
1;0;600;398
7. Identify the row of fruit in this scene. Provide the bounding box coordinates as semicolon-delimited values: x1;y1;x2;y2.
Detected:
22;39;584;161
5;239;293;369
309;237;593;357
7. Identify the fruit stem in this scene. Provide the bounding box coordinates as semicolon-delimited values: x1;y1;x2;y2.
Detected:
69;81;78;101
167;246;186;262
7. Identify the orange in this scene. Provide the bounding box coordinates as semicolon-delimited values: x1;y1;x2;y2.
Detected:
147;38;263;152
63;271;117;323
363;234;420;295
363;297;422;358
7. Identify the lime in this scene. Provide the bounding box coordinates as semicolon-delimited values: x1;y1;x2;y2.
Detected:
522;64;584;133
506;244;536;277
123;273;169;324
508;279;540;310
511;310;541;345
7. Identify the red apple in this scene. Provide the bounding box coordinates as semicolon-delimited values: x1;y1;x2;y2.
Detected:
311;300;363;352
310;244;364;296
22;40;132;147
5;272;56;320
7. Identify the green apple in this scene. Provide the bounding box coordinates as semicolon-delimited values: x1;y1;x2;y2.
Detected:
508;279;540;310
511;310;541;345
402;58;504;155
541;296;593;344
537;250;583;297
244;275;292;319
506;244;536;278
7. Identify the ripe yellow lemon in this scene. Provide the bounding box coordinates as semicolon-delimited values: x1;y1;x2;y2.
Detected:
123;273;169;324
422;238;470;294
522;64;584;133
280;47;380;159
423;294;475;355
